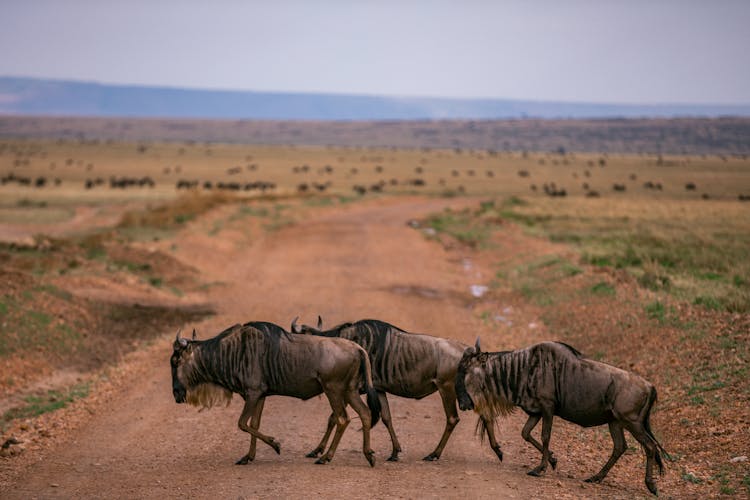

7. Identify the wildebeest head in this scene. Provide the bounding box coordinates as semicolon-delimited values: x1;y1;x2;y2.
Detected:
455;337;483;411
170;329;195;403
456;337;515;427
290;315;324;334
170;329;233;409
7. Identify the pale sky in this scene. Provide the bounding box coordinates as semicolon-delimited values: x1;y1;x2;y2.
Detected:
2;1;749;104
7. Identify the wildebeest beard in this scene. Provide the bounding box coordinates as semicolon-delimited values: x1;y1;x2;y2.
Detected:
185;382;233;411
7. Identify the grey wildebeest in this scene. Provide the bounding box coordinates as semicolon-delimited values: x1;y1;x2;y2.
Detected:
170;321;381;466
291;317;485;462
455;339;669;495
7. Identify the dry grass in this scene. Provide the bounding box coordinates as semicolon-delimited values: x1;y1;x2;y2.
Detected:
497;197;750;312
2;139;749;208
117;191;235;230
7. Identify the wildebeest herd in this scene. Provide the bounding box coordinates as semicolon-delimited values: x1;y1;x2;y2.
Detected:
171;317;669;495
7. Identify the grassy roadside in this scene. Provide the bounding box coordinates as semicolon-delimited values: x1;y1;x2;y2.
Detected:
427;196;750;313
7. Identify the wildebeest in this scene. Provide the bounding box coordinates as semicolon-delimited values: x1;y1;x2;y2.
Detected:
170;322;381;466
292;317;471;462
455;339;668;495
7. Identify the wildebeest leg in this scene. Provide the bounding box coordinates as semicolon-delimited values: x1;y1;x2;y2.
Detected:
585;421;625;485
345;390;375;467
481;417;504;462
378;392;402;461
245;396;266;462
236;394;280;465
307;413;335;458
521;414;557;470
423;382;460;461
527;412;554;476
623;420;659;495
315;392;350;465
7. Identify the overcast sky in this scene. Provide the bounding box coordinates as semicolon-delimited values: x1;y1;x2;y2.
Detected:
2;1;749;104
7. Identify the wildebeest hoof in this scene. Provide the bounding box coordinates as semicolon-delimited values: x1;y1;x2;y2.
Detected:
235;455;252;465
314;456;331;465
549;455;558;470
269;439;281;455
422;453;439;461
646;480;658;496
492;447;503;462
584;475;603;484
306;449;322;458
527;467;545;477
365;451;376;467
386;454;400;462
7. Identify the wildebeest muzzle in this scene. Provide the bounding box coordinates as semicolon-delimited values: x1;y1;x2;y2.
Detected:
173;383;187;404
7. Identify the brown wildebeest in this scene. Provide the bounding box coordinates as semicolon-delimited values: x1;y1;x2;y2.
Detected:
171;322;380;466
292;317;478;462
455;339;669;495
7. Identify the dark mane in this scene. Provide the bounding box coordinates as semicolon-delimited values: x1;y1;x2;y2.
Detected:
318;321;354;337
244;321;291;339
555;341;583;358
348;320;405;369
197;323;242;349
358;319;410;334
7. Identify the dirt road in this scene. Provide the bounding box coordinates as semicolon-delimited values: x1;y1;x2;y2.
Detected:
4;197;636;499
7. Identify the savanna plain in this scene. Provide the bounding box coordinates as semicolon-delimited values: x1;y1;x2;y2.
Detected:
0;127;748;498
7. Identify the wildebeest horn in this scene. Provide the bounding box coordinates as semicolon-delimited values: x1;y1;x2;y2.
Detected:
176;329;188;347
291;316;301;333
317;315;323;330
474;336;482;353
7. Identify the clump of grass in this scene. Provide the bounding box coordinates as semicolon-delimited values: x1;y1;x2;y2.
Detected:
560;262;582;277
638;259;671;291
423;207;491;248
0;288;83;357
645;300;666;322
118;192;234;230
1;382;90;427
693;295;722;310
34;284;72;301
499;255;583;307
590;281;616;296
682;471;703;484
113;260;152;273
234;205;269;218
16;198;47;208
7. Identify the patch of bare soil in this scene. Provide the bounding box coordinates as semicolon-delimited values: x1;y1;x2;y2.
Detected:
0;195;743;499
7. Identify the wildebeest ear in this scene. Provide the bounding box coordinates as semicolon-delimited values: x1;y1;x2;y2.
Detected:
474;337;482;353
291;316;301;333
317;315;323;329
191;329;197;341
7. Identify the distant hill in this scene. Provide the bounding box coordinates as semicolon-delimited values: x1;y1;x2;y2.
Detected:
2;115;749;155
2;76;750;120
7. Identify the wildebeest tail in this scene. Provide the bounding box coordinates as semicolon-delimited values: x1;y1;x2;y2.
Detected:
358;347;381;427
644;386;670;474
